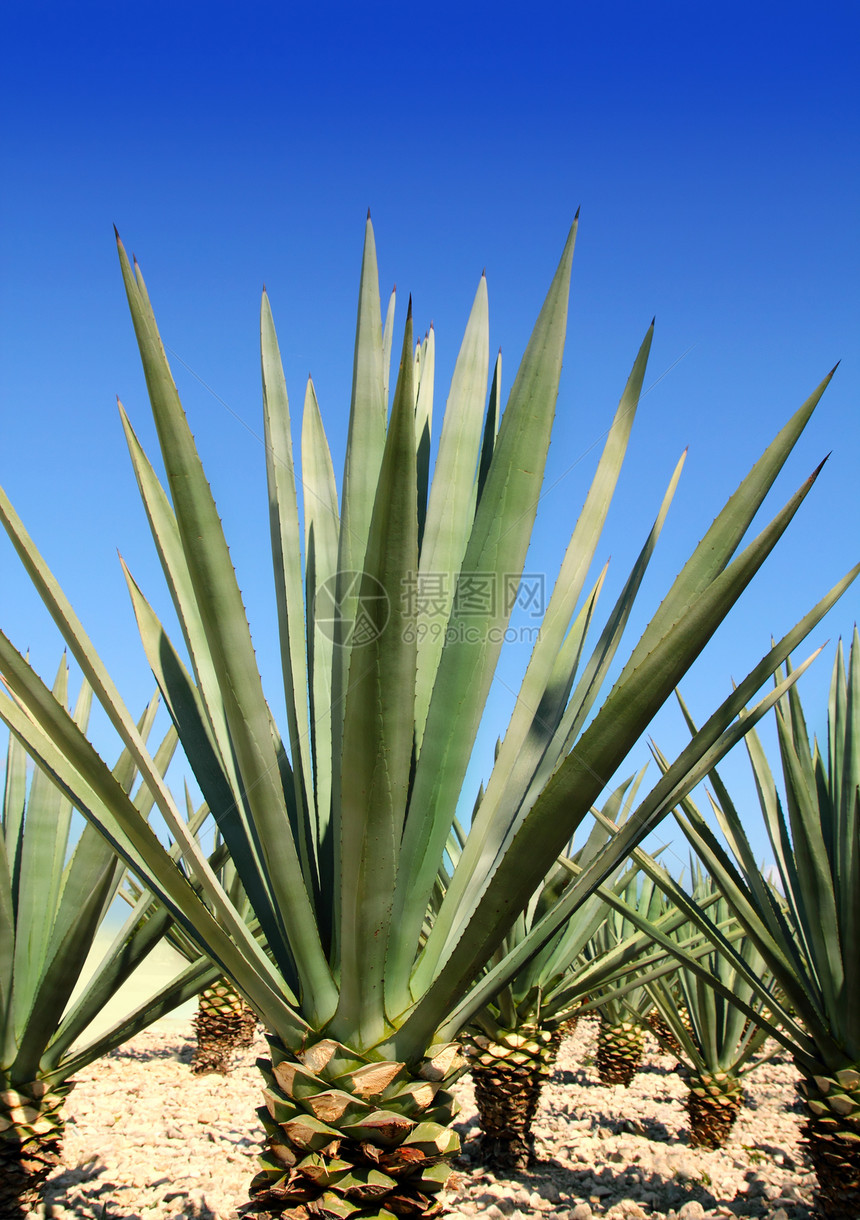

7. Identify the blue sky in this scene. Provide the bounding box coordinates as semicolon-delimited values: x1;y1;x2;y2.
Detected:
1;1;859;872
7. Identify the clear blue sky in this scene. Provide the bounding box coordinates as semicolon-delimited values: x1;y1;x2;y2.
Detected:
1;1;858;873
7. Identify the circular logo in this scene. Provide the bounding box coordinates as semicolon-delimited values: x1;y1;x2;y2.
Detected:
314;570;390;646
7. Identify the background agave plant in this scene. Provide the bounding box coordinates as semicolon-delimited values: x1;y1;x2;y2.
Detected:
461;777;646;1170
189;980;258;1077
650;639;860;1217
119;831;260;1076
462;794;717;1172
644;872;776;1148
0;668;219;1217
583;868;673;1087
0;216;853;1220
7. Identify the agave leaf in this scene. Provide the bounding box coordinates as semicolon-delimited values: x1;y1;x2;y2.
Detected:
388;220;577;1007
338;214;387;578
331;217;388;891
618;369;836;683
396;599;841;1058
454;849;720;1042
455;323;655;848
420;407;679;990
262;291;317;888
382;285;396;410
2;705;27;863
597;846;810;1057
476;350;502;510
414;274;489;749
119;404;247;812
44;953;222;1088
671;781;834;1054
674;675;856;1053
0;766;19;1058
43;892;176;1069
0;655;308;1046
493;462;828;866
336;304;419;1044
531;774;650;989
414;324;434;550
11;658;74;1019
841;632;860;1007
112;689;159;796
775;700;844;1011
119;564;292;970
0;681;234;1102
12;819;118;1080
54;782;233;1063
301;376;340;916
117;239;336;1023
44;707;177;973
0;483;252;945
675;791;821;1036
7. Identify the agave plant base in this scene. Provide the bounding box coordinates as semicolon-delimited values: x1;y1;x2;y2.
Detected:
465;1025;564;1171
797;1070;860;1219
595;1019;645;1087
684;1071;743;1149
191;980;259;1075
646;1010;683;1059
0;1080;73;1217
244;1035;466;1219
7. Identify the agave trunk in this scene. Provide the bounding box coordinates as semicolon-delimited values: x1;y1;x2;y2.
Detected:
464;1024;565;1171
647;1010;683;1058
685;1070;744;1148
246;1036;465;1219
191;978;258;1075
559;1013;579;1038
0;1081;73;1217
595;1018;645;1086
796;1067;860;1219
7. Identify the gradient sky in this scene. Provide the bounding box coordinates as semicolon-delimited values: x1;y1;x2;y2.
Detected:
1;1;859;874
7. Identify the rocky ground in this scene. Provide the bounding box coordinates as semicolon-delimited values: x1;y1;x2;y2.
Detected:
28;1017;817;1220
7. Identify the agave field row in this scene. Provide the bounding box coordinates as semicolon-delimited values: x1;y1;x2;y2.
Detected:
1;217;857;1220
32;1021;814;1220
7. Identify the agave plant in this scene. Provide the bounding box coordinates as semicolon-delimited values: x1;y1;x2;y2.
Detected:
120;837;260;1075
0;216;852;1220
594;982;654;1087
463;787;717;1171
0;667;220;1217
644;872;776;1148
461;778;641;1170
583;868;671;1086
190;980;258;1074
655;639;860;1218
466;836;746;1167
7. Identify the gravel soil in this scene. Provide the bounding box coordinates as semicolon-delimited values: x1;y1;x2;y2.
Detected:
29;1017;817;1220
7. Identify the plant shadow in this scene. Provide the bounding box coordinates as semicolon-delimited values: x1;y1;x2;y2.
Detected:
103;1042;194;1064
